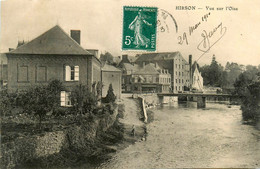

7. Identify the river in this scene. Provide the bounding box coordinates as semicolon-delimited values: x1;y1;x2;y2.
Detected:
96;102;260;168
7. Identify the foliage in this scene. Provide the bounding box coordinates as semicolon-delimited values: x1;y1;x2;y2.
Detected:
19;80;64;125
70;84;99;115
200;56;224;87
104;84;116;103
0;89;19;116
240;81;260;122
100;52;114;64
1;80;65;126
234;66;260;122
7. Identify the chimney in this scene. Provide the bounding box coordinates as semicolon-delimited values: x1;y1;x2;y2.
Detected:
70;30;81;45
86;49;98;58
122;54;128;61
189;55;192;88
155;62;158;68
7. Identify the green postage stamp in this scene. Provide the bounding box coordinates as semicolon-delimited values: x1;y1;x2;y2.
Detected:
122;6;158;51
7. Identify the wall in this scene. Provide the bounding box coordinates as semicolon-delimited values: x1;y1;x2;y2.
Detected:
102;71;121;99
1;106;118;169
6;54;98;91
1;131;66;169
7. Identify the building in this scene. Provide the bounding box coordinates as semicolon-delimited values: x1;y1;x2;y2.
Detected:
6;25;101;106
101;63;122;99
192;62;203;91
135;52;191;93
122;63;171;93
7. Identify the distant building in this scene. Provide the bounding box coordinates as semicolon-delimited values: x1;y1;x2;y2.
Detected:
6;25;101;106
122;63;171;93
101;63;122;99
135;52;191;93
192;62;203;91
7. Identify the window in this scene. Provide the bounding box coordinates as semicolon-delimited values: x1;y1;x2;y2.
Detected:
36;66;47;82
18;65;28;82
65;65;79;81
182;72;183;76
179;79;181;83
179;72;181;76
176;86;177;90
182;79;184;83
60;91;72;107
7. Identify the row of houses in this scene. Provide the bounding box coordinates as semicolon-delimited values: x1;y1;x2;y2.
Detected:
118;53;203;93
1;25;204;107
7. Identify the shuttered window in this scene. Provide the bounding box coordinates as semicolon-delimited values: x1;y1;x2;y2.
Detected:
65;65;79;81
60;91;72;107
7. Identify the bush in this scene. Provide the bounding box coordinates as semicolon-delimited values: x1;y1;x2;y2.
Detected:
18;80;64;126
241;81;260;122
70;84;98;115
104;84;116;103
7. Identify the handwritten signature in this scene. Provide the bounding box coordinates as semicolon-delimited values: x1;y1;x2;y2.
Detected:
196;22;227;61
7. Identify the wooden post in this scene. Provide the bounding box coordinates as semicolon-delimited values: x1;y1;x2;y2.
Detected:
197;96;206;108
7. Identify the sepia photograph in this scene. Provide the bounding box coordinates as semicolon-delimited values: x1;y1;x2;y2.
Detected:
0;0;260;168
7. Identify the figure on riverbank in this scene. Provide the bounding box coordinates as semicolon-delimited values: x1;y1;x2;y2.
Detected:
131;125;135;137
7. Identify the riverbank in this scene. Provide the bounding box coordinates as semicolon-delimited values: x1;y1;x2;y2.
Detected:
97;102;260;168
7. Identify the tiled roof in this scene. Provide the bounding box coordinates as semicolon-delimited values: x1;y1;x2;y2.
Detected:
133;63;159;75
9;25;91;55
135;52;182;62
102;63;121;72
123;63;141;72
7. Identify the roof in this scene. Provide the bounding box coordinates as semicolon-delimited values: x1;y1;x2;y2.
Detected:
123;63;141;72
102;64;121;72
135;52;182;62
133;63;159;75
8;25;91;55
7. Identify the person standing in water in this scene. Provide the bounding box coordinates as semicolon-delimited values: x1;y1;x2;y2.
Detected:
128;9;152;48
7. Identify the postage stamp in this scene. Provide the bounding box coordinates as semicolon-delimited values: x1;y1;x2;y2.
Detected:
122;6;158;51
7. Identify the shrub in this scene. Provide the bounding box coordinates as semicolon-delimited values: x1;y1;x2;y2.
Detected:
70;84;98;115
104;84;116;103
18;80;64;126
241;81;260;122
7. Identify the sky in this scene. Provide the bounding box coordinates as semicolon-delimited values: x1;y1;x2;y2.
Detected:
1;0;260;66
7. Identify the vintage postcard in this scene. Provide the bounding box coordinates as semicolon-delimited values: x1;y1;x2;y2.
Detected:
0;0;260;168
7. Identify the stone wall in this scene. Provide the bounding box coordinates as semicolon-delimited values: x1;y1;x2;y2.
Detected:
1;131;66;169
1;105;118;169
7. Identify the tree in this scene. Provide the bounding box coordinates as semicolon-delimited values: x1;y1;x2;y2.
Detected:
19;80;64;127
240;81;260;122
200;56;225;87
100;52;114;64
104;84;116;103
70;84;98;115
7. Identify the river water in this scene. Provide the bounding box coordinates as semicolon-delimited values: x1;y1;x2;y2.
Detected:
96;102;260;168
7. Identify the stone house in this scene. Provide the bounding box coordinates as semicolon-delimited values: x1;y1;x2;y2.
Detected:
6;25;101;106
135;52;191;93
192;62;204;91
101;63;122;99
122;63;171;93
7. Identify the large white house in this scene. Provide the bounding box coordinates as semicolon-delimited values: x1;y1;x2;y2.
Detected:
192;64;203;91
